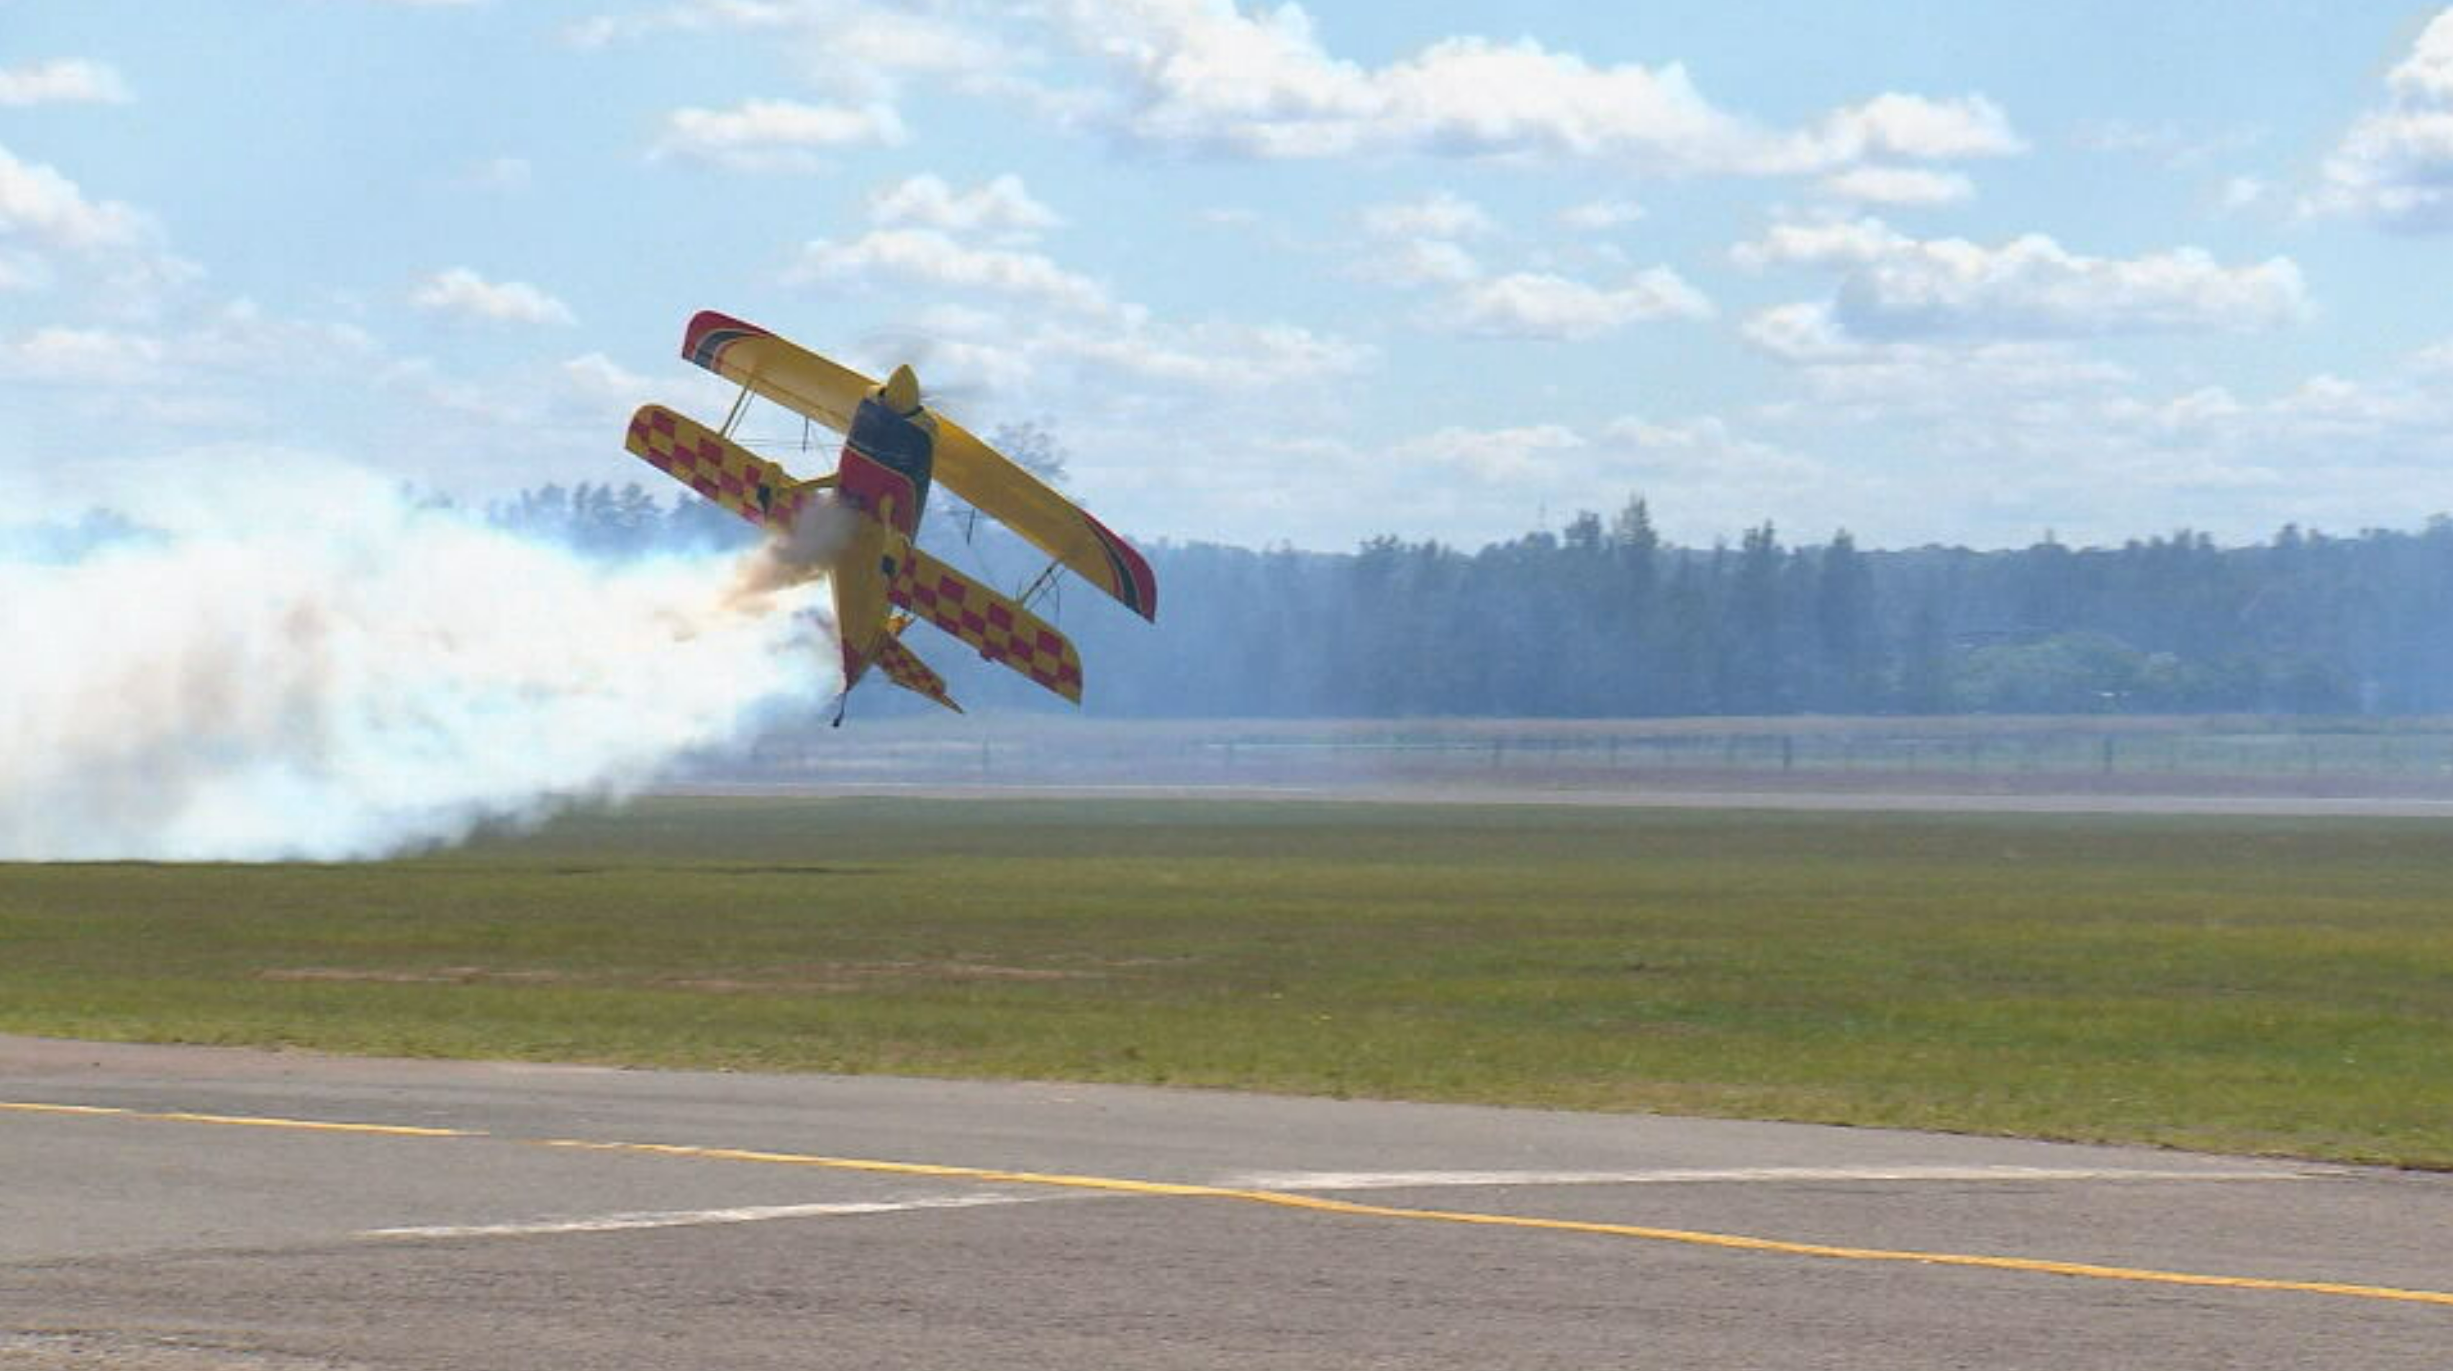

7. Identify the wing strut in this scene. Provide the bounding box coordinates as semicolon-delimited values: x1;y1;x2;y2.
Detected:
718;379;755;440
1017;559;1063;612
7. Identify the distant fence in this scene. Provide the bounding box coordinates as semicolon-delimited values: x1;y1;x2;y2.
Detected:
695;718;2453;792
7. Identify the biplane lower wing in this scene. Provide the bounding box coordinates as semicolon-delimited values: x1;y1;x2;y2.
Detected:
869;628;962;714
885;538;1084;704
624;403;826;531
677;312;1157;623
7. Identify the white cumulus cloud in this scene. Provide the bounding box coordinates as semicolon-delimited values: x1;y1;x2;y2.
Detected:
651;98;906;171
777;179;1374;417
786;227;1116;316
411;268;576;326
2312;9;2453;230
1559;199;1646;230
1047;0;2019;177
1346;185;1707;336
1741;301;2127;391
1816;166;1973;206
1395;422;1586;483
1735;216;2308;339
1782;93;2021;167
0;59;132;106
1360;190;1494;240
1039;318;1374;390
868;173;1061;239
0;143;146;252
1434;268;1713;340
1355;191;1493;286
561;351;652;401
0;326;167;385
1368;236;1481;287
569;0;1024;116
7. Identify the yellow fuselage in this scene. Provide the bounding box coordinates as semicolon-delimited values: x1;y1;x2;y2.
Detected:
828;393;936;692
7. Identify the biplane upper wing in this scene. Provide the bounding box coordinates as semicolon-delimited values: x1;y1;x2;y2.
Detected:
680;310;1158;622
885;535;1084;704
624;403;826;531
680;310;871;441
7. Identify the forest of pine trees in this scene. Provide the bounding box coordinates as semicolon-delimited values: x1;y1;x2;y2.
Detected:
482;482;2453;719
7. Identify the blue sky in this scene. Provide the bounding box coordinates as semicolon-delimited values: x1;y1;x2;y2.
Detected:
6;1;2453;552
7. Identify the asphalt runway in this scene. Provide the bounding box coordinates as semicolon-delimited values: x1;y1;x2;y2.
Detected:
5;1039;2448;1367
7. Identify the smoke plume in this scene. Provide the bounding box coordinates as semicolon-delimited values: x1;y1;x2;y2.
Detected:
725;493;855;607
0;461;835;862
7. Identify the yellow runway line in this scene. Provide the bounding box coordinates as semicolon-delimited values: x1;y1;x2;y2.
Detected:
0;1099;477;1138
537;1136;2453;1309
1233;1190;2453;1308
149;1110;477;1138
8;1098;2450;1309
536;1138;1231;1197
0;1101;125;1118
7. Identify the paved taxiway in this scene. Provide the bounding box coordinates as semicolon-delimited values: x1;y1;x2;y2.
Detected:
2;1035;2446;1369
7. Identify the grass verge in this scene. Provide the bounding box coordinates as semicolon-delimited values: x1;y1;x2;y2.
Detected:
1;797;2446;1166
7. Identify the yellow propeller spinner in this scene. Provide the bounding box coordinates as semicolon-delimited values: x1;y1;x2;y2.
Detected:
879;362;922;417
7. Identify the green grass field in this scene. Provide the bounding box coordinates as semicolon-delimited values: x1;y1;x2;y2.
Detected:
2;798;2447;1166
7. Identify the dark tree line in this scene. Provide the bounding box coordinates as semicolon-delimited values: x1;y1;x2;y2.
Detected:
473;484;2453;718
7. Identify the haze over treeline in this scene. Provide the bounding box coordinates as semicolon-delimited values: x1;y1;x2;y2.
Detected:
25;479;2453;720
472;479;2453;720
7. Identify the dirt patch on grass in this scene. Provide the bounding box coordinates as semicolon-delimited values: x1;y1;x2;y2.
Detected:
658;962;1104;993
259;967;573;986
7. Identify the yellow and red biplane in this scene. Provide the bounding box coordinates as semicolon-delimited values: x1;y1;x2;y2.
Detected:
624;311;1156;720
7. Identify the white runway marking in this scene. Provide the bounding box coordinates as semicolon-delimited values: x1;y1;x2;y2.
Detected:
354;1166;2319;1243
363;1192;1039;1240
1220;1165;2332;1191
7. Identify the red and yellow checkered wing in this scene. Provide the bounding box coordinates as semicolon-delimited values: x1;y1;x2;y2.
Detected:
624;403;819;532
886;541;1084;705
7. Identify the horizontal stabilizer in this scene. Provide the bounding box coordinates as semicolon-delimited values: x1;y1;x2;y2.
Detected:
885;537;1083;704
624;404;817;532
870;631;962;713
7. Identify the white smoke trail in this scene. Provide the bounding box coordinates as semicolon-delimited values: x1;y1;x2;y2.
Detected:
0;460;836;862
